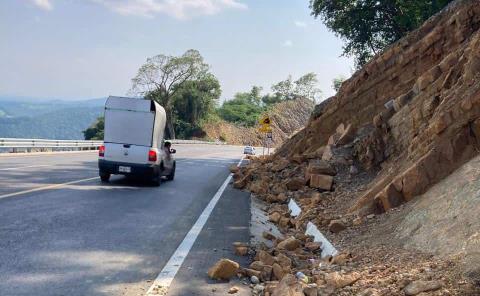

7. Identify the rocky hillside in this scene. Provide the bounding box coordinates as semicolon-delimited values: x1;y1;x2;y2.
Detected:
203;98;314;146
227;0;480;295
277;0;480;214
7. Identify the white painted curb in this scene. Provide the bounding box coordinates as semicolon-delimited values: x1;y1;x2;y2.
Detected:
288;198;338;258
305;222;338;258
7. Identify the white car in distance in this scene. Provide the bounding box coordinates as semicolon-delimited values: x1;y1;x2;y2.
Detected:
243;146;256;155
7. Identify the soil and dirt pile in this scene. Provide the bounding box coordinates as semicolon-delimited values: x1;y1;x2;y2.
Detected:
220;0;480;295
203;98;314;146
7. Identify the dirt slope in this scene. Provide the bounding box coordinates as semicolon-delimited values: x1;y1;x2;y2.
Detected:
203;98;314;146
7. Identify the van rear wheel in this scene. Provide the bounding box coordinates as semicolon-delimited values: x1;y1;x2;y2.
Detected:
152;174;161;186
166;162;176;181
100;171;110;183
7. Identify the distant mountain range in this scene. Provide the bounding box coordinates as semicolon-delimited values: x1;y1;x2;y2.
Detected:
0;96;106;140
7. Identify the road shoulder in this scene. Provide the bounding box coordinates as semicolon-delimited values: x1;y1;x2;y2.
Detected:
166;182;251;296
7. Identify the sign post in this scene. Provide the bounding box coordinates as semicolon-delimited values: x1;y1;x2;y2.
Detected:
266;132;273;155
259;116;272;157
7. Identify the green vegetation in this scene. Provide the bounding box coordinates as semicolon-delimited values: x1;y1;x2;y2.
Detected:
83;117;104;140
83;50;322;139
170;74;221;139
332;75;346;92
131;49;210;139
310;0;454;67
217;87;265;127
217;73;321;127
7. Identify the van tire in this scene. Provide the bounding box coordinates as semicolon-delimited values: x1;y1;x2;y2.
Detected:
166;162;176;181
152;174;161;186
100;172;110;182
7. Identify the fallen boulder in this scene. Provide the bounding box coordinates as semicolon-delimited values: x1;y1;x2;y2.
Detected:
207;258;240;280
276;237;301;251
324;272;361;288
328;220;347;233
309;174;333;191
272;274;304;296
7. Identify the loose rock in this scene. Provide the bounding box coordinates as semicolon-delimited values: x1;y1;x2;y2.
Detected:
404;280;443;295
207;259;239;280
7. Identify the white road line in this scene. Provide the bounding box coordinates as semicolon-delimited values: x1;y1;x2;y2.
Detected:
146;157;244;296
0;177;100;200
0;164;52;171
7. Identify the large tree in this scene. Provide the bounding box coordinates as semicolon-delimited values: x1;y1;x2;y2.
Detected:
131;49;209;139
310;0;454;67
171;74;221;138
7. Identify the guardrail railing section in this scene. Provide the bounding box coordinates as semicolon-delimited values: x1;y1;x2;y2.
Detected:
0;138;226;153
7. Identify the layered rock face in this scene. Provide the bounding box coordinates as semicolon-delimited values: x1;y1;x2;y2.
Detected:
277;0;480;214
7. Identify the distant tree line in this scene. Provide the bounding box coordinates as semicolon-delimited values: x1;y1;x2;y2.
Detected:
84;50;322;140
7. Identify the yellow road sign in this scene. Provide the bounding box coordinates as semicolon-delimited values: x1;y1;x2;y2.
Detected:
260;116;271;126
259;125;272;133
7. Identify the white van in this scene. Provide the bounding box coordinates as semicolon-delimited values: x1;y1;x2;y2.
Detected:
98;96;176;186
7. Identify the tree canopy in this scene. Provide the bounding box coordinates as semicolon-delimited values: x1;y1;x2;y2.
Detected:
332;75;346;92
310;0;454;67
216;73;322;127
131;49;210;139
170;74;221;138
271;73;322;102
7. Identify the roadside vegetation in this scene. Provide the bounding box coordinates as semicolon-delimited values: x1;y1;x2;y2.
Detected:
310;0;454;67
84;50;321;140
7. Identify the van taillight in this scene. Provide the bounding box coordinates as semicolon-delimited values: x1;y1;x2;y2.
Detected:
99;145;105;157
148;149;157;162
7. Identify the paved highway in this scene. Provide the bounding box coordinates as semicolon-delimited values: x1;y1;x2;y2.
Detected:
0;145;251;296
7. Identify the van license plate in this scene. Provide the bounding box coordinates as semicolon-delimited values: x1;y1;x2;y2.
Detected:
119;166;131;173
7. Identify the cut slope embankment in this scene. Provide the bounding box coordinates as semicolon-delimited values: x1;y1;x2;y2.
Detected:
202;98;314;146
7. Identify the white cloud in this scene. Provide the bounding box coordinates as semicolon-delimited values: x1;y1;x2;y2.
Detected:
91;0;247;19
294;20;307;28
283;40;293;47
30;0;53;11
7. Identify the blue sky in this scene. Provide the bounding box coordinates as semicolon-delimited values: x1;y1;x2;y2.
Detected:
0;0;353;101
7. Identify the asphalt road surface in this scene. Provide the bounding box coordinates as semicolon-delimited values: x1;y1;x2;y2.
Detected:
0;145;252;296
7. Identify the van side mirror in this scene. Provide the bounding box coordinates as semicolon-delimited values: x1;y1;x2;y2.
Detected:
170;149;176;154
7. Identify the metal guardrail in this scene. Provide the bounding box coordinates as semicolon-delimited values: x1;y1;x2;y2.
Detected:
0;138;103;149
0;138;225;151
169;139;226;145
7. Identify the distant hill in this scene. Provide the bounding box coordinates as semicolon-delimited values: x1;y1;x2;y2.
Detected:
0;97;106;139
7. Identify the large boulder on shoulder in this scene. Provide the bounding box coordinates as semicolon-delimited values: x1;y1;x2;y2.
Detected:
207;259;240;280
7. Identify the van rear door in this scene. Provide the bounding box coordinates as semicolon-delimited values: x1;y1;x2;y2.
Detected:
103;98;155;165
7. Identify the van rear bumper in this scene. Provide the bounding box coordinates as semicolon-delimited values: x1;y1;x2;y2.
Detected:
98;159;159;177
